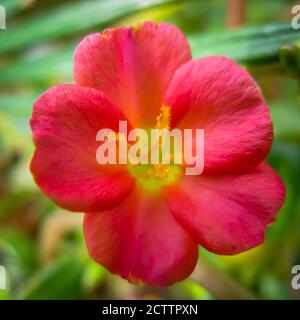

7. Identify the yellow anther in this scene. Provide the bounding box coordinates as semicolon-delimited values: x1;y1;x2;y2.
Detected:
132;23;142;36
144;164;169;179
155;105;171;130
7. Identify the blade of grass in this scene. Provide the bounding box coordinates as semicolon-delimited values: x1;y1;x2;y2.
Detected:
189;22;300;64
0;0;32;17
0;46;74;86
0;0;184;54
1;22;300;87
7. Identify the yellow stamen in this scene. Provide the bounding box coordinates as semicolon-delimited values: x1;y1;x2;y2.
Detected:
142;105;172;180
125;104;181;194
155;105;171;130
144;164;169;179
132;23;143;36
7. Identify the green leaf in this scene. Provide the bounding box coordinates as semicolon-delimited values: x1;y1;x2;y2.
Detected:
81;260;106;293
2;21;300;88
1;229;37;273
190;22;300;64
0;91;38;117
270;101;300;142
16;254;85;300
0;46;74;86
0;0;32;17
0;0;183;54
0;229;37;292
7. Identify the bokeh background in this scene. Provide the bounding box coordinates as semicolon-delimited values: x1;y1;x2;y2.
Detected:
0;0;300;300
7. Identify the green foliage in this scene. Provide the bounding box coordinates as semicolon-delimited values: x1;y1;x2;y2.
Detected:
0;0;300;300
0;0;182;54
16;254;85;300
191;22;300;64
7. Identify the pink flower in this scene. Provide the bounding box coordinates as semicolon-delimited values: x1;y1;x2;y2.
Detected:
30;21;285;286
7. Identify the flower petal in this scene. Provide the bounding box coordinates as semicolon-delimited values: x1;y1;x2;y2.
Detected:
165;163;285;255
165;56;273;173
74;21;191;127
83;189;198;286
30;84;134;212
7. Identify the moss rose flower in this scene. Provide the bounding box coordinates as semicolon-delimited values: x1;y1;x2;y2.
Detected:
30;21;285;286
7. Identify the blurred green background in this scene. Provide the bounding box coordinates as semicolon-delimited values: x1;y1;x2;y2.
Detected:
1;0;300;300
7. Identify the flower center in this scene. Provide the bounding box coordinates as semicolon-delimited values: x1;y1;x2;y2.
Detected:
128;163;182;195
128;105;182;195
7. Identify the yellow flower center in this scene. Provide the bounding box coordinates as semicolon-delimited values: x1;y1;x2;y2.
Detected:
128;105;182;195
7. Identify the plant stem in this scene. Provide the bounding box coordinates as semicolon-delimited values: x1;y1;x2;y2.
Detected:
190;257;255;300
226;0;246;29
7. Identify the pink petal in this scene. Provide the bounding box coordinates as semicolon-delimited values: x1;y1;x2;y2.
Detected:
83;189;198;286
165;163;285;255
30;84;134;212
165;56;273;173
74;21;191;127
